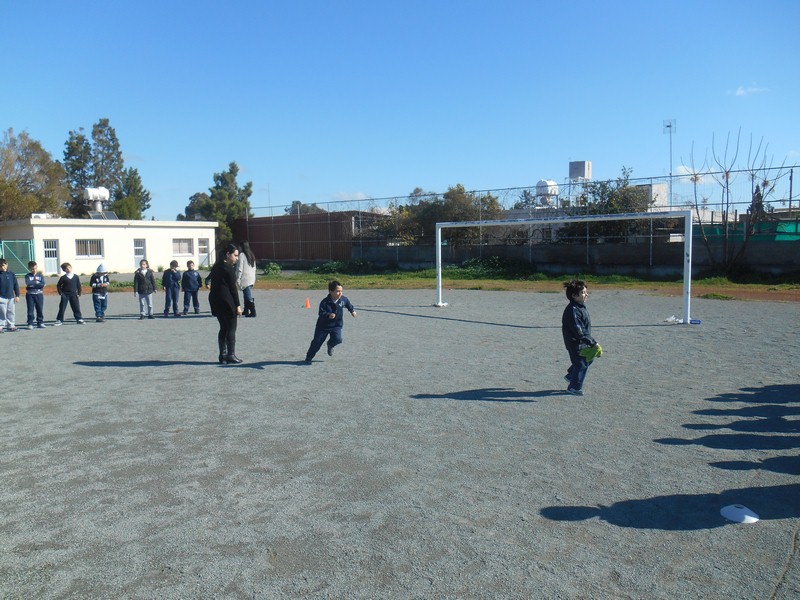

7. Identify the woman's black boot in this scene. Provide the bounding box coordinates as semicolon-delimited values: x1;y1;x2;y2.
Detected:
224;355;243;364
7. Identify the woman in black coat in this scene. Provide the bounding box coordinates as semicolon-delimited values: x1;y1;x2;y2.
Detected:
208;243;243;363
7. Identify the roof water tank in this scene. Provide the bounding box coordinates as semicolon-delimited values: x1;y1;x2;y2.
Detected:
535;179;559;197
83;187;110;202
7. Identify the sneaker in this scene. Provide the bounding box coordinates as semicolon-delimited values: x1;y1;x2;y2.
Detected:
37;323;45;329
194;309;200;314
139;315;145;320
147;314;155;319
96;317;102;322
9;327;17;332
327;344;334;356
76;320;85;325
566;387;584;396
164;311;169;318
27;324;34;330
174;312;182;317
53;321;63;327
564;375;571;384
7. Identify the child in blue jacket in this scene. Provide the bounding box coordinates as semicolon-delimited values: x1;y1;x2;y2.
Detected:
304;280;357;363
561;279;601;396
24;260;45;329
181;260;203;314
161;260;182;317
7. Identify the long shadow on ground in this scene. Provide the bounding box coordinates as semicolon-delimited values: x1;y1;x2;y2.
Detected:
542;384;800;529
540;483;800;530
411;387;566;402
74;359;301;368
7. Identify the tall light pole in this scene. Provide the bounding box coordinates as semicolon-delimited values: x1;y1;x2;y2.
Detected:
663;119;676;206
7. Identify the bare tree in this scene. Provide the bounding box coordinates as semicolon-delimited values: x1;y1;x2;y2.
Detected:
732;136;789;264
682;143;717;267
709;129;742;267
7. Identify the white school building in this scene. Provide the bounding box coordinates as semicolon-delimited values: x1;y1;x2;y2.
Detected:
0;216;218;276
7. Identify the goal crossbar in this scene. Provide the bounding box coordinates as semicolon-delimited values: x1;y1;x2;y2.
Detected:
435;210;693;323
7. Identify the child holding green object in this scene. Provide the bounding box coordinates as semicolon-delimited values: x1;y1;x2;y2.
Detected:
561;279;601;396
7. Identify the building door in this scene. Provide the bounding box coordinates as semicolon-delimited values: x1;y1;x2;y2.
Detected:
134;239;146;270
43;239;59;275
198;238;210;268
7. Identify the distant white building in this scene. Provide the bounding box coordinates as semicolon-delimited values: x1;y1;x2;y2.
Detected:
0;216;217;275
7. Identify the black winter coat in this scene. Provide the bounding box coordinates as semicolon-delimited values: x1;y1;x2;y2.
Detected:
208;261;240;317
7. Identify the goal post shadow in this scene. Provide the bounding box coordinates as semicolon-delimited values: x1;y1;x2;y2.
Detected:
435;210;693;323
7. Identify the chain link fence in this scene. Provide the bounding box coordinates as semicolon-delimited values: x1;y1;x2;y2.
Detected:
235;166;798;272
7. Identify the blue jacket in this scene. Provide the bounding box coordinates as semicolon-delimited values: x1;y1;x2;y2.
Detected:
181;270;203;292
561;300;596;350
25;272;45;295
0;270;20;299
162;269;181;290
316;295;355;330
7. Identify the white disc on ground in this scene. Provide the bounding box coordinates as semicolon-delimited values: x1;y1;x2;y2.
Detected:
721;504;759;523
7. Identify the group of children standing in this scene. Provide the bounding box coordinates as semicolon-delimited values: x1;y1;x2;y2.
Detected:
0;259;209;330
131;259;206;319
132;259;204;319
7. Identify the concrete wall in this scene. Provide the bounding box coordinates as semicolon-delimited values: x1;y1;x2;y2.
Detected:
0;218;218;275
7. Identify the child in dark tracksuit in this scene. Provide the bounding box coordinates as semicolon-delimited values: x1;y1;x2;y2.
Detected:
561;279;600;396
162;260;182;317
55;262;83;325
304;280;357;363
181;260;203;314
25;260;45;329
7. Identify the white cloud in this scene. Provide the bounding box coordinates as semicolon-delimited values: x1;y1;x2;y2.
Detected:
332;191;372;202
730;84;769;97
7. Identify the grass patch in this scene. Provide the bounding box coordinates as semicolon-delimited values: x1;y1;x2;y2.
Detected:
698;293;736;300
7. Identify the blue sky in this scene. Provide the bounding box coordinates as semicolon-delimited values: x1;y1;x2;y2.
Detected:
2;0;798;220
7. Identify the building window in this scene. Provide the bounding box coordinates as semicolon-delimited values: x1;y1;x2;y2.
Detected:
173;238;194;255
75;239;104;258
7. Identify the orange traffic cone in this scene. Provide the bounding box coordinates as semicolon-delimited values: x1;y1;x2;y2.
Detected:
304;297;311;309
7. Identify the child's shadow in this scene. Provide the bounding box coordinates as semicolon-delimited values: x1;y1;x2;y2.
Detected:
412;387;564;403
75;360;211;367
75;360;304;369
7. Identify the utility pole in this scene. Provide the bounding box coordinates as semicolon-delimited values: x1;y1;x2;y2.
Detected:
663;120;676;206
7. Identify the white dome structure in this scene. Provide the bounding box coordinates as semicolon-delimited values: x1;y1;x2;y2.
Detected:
535;179;559;205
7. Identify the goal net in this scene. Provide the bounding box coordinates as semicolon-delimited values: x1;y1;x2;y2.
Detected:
434;210;694;323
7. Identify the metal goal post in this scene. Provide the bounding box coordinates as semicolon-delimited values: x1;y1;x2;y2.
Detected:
435;210;693;323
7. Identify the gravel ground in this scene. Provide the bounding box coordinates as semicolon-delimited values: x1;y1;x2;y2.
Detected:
1;287;798;599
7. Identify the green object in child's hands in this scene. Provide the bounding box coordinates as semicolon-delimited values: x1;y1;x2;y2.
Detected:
579;344;603;362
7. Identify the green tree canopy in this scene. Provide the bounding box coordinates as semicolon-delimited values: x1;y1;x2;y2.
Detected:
379;185;502;246
108;194;141;220
285;200;327;215
91;118;124;193
62;128;93;217
62;118;149;218
178;162;253;243
0;128;69;220
559;167;654;242
111;167;151;218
